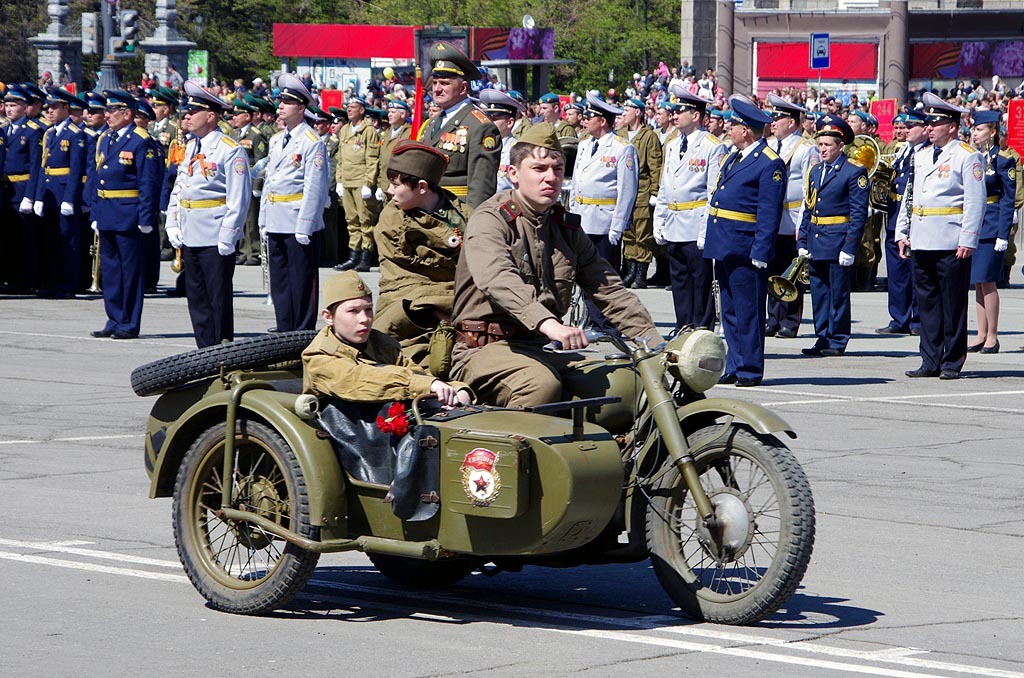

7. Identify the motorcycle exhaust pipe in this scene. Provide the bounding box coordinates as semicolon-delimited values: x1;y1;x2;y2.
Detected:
294;394;319;419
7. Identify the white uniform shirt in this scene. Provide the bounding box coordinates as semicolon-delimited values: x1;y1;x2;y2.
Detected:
568;132;639;239
653;129;726;242
894;139;985;250
258;121;329;236
775;133;820;236
167;129;251;248
496;134;516;193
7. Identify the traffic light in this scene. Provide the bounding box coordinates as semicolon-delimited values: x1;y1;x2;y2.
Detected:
81;12;97;55
120;10;139;52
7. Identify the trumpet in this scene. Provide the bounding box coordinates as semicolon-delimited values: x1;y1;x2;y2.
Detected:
170;247;184;274
87;231;102;293
769;255;810;302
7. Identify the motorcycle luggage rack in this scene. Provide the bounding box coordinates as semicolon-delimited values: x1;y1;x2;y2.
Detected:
524;396;621;441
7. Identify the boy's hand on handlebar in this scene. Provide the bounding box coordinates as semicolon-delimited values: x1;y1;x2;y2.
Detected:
538;318;589;350
430;380;463;407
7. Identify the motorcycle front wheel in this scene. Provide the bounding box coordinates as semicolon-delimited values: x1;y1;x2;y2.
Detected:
645;423;815;625
173;420;320;614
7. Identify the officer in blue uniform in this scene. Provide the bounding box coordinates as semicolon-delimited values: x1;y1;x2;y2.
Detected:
21;83;49;128
797;115;869;357
133;96;166;293
703;94;786;386
37;87;87;298
87;90;163;339
1;84;45;293
79;91;108;291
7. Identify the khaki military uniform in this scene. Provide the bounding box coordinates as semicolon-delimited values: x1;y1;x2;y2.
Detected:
419;102;501;208
320;131;342;265
378;122;413;197
512;116;533;138
303;326;467;401
373;193;471;368
337;120;382;252
551;119;577;140
231;123;268;264
617;125;663;264
451;190;661;407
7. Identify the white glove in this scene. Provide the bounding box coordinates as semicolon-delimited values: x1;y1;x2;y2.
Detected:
218;241;234;256
654;234;667;246
375;187;385;202
995;238;1008;252
91;220;98;233
648;195;657;206
696;236;705;250
166;226;184;249
336;183;344;197
361;185;373;200
608;231;621;246
751;258;767;269
60;202;74;216
295;233;310;246
798;248;809;257
838;251;855;267
19;197;33;213
33;201;44;217
139;224;153;234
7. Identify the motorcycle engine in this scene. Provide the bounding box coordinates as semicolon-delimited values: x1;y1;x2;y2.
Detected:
663;329;727;393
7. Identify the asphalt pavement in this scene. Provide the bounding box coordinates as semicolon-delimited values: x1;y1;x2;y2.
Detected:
0;259;1022;677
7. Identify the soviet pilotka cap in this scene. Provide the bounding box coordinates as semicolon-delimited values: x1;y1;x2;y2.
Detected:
182;80;229;113
922;91;965;124
429;41;482;82
277;73;313;106
388;140;449;185
322;271;371;309
514;122;563;153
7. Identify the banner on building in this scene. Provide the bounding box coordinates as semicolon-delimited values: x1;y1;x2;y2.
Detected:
187;50;209;87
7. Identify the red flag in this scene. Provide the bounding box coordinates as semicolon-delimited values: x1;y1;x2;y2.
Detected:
412;66;424;140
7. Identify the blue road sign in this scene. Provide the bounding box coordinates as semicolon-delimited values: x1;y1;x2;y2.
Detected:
810;33;830;70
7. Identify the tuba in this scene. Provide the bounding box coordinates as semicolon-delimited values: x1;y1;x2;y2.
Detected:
769;255;810;302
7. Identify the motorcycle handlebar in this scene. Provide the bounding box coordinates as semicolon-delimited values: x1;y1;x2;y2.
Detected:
544;328;609;352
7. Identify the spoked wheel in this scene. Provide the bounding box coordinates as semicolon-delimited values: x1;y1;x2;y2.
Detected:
645;423;815;624
368;553;479;589
173;420;320;614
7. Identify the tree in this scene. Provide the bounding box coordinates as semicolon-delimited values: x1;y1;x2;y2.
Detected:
0;1;48;83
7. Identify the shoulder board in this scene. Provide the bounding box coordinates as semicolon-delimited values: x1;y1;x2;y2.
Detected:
221;135;239;148
471;109;490;124
133;127;150;139
960;141;974;153
848;158;864;168
304;129;318;142
999;149;1015;159
84;127;97;137
498;199;522;224
706;134;722;145
610;135;628;146
799;137;814;147
68;123;81;134
762;146;780;160
25;120;40;130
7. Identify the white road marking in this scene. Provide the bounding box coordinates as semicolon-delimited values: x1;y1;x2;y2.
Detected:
750;387;1024;414
0;329;196;349
0;433;143;446
0;550;188;583
0;538;181;568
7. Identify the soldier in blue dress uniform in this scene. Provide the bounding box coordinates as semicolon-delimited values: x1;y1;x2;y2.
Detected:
36;87;87;298
78;92;108;291
87;90;163;339
1;84;45;293
134;96;166;292
702;95;786;387
797;115;869;357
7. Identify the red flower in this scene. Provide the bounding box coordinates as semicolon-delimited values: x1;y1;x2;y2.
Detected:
376;402;410;436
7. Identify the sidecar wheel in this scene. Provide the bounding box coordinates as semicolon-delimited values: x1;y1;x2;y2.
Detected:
173;420;320;614
368;553;478;589
645;424;815;625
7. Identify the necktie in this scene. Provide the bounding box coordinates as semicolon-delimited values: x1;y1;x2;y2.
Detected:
282;131;291;148
775;139;782;153
591;140;598;157
933;146;941;163
190;137;202;162
820;163;828;189
679;136;688;159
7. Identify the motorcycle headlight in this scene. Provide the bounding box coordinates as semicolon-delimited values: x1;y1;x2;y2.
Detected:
663;329;726;393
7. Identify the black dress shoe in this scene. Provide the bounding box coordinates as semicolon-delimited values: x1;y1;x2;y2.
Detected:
876;325;909;335
821;348;845;357
909;327;920;336
90;328;114;338
112;331;138;340
718;373;737;384
906;367;940;378
966;341;985;353
267;327;281;333
764;326;778;337
736;378;762;387
776;327;798;338
979;341;1000;354
801;346;824;356
939;369;960;380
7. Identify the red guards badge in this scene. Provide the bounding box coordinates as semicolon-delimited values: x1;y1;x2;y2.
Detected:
461;448;501;506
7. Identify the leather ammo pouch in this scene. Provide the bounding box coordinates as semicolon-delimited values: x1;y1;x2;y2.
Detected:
458;320;516;349
428;321;456;379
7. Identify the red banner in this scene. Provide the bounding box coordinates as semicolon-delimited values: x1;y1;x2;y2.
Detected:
1008;99;1024;158
870;99;897;143
319;89;342;111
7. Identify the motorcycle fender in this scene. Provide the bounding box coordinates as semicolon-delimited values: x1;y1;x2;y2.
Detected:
147;389;347;535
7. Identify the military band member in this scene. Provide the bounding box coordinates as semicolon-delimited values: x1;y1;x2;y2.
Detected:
228;98;268;266
334;95;381;272
258;73;330;332
377;99;413;204
78;92;107;290
1;85;44;293
479;89;524;193
537;92;576;139
966;110;1015;354
36;87;86;298
702;95;786;387
765;93;821;338
166;81;251;348
22;84;48;128
654;92;726;332
450;125;661;407
797;115;868;357
878;109;927;335
896;93;985;380
420;42;501;208
617;96;663;288
87;90;162;339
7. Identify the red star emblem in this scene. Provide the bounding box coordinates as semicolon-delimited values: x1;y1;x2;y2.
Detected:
474;476;490;493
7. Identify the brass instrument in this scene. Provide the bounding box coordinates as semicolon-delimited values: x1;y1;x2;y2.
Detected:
87;231;102;293
846;134;880;176
769;255;810;302
260;232;273;306
170;247;184;274
711;260;725;339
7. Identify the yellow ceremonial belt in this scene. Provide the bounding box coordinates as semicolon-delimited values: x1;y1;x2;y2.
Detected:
986;196;998;204
810;215;850;225
6;173;31;182
708;206;757;223
180;198;227;209
889;191;902;201
576;196;616;206
668;199;706;211
783;199;803;210
268;192;303;203
912;206;963;217
44;167;70;176
97;189;139;198
446;185;468;197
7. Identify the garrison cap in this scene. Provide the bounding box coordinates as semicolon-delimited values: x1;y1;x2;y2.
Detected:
922;91;964;124
306;104;330;123
480;88;524;116
322;271;371;309
506;90;527;106
365;107;385;120
669;83;712;112
388;139;449;185
21;82;45;102
429;41;482;82
134;96;157;120
386;98;411;112
514;122;563;153
538;92;560;104
848;109;870;123
182;80;229;114
815;113;854;144
584;92;622;119
231;98;256;114
727;94;772;131
277;73;313;105
4;84;30;103
150;87;178;106
658;100;681;113
765;93;806;119
971;109;1001;127
103;90;138;111
707;107;727;120
44;87;76;107
83;91;107;111
623;97;645;110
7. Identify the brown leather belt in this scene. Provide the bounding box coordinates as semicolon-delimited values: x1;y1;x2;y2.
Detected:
458;320;517;348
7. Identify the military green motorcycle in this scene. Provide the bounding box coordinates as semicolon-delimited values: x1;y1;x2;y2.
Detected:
132;328;814;625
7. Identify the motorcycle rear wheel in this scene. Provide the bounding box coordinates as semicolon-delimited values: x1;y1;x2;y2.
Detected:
645;423;814;625
173;420;320;614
